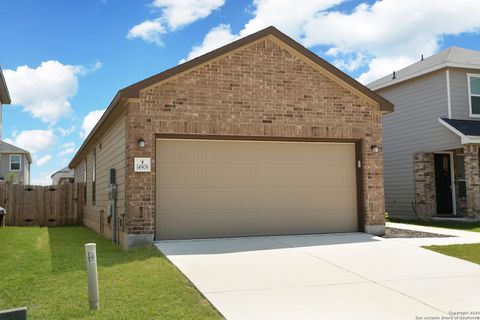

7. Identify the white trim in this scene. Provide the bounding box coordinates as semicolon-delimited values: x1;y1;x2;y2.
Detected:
9;154;21;171
438;118;480;144
434;151;457;215
467;74;480;117
370;63;480;91
446;69;452;119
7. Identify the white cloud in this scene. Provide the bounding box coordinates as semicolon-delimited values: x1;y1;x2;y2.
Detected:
239;0;344;39
59;142;76;156
153;0;225;30
36;154;52;167
127;20;166;45
31;171;56;186
57;126;76;137
179;24;237;63
81;109;105;139
180;0;343;62
4;129;55;154
302;0;480;82
356;56;417;85
128;0;225;45
184;0;480;83
4;60;101;124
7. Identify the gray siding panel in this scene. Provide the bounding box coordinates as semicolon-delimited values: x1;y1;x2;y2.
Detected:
0;153;29;184
450;68;480;120
378;70;461;218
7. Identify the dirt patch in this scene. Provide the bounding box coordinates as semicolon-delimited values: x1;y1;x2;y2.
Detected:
382;227;454;238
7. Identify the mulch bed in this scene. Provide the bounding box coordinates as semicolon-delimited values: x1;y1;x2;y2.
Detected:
382;227;454;238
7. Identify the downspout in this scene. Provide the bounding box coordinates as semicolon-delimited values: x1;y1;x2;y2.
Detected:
446;69;452;119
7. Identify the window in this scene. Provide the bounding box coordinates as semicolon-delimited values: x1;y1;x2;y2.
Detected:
468;74;480;116
10;155;21;171
92;148;96;205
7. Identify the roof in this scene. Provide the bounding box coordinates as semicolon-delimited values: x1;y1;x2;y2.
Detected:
69;26;394;168
0;66;11;104
368;47;480;91
0;141;32;163
51;167;74;179
439;118;480;144
441;118;480;136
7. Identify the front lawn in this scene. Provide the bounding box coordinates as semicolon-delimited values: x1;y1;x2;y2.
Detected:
0;227;221;320
389;218;480;233
425;243;480;265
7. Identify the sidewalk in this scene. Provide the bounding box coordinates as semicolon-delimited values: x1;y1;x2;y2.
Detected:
386;222;480;246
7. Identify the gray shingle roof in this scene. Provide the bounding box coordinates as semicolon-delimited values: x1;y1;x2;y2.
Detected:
367;47;480;90
0;141;32;163
441;118;480;136
51;167;74;178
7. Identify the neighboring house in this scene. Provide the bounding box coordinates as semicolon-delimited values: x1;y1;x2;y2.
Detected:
69;26;393;249
0;141;32;184
368;46;480;219
51;167;74;185
0;66;32;185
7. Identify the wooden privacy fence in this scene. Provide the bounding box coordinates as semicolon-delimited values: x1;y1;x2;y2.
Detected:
0;182;84;227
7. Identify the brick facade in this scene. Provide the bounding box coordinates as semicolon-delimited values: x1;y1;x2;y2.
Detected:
413;152;436;217
123;38;386;241
463;144;480;217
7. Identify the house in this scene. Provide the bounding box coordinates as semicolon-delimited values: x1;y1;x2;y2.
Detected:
69;26;393;248
368;47;480;219
0;67;32;184
51;167;74;185
0;141;31;184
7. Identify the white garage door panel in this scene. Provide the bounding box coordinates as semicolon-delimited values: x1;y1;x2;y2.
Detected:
156;139;357;240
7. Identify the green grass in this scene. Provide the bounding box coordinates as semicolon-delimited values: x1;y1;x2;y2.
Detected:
425;243;480;265
389;218;480;233
389;218;480;265
0;227;221;320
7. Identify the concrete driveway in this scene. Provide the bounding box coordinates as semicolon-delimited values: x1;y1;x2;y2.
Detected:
156;233;480;320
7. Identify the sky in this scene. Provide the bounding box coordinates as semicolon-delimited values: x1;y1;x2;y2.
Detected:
1;0;480;185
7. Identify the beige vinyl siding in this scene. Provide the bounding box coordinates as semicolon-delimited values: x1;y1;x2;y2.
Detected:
450;68;480;120
378;70;461;218
156;139;357;240
82;111;126;239
73;160;85;183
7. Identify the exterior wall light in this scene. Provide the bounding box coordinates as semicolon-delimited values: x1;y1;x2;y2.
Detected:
138;139;146;148
370;144;380;153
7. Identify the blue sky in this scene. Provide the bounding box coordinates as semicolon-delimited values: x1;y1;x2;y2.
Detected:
1;0;480;184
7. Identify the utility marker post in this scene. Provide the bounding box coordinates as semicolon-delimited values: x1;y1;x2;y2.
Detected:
84;243;100;310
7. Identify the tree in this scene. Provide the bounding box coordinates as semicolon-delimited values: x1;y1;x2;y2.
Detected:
5;172;18;184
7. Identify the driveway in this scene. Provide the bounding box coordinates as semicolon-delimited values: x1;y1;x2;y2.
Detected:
156;233;480;320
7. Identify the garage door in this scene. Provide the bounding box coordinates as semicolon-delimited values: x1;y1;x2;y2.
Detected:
155;139;358;240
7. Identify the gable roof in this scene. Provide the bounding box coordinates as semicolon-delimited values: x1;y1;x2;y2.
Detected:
51;167;74;179
69;26;393;168
0;141;32;163
0;66;11;104
368;47;480;91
